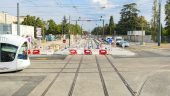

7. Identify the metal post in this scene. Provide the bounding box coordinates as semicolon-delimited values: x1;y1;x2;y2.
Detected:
17;3;20;36
141;23;144;45
5;13;7;24
75;20;77;35
158;0;161;46
103;19;105;38
0;43;1;62
81;25;82;38
69;16;71;47
97;26;99;39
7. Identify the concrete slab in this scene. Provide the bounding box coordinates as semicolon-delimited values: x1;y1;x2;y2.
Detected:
102;72;131;96
0;81;26;96
73;73;104;96
45;73;75;96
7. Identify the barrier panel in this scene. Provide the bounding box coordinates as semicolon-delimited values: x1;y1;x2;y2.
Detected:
32;50;40;55
99;49;107;55
69;49;77;55
84;49;92;55
28;50;31;55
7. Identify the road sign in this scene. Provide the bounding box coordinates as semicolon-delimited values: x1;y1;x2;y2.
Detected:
107;38;113;44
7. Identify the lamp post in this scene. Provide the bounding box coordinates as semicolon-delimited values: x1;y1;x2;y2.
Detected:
158;0;162;46
3;12;7;24
100;16;105;39
17;3;20;36
68;16;71;47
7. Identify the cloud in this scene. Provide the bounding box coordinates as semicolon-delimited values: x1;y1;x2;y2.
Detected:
92;0;113;8
92;0;108;6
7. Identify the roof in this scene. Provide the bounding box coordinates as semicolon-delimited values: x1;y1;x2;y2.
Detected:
0;34;27;46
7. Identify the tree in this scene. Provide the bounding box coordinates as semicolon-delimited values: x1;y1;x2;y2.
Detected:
116;3;140;35
22;15;36;26
136;16;151;35
165;0;170;36
91;26;102;35
109;16;115;35
62;16;68;34
47;19;58;35
151;0;159;40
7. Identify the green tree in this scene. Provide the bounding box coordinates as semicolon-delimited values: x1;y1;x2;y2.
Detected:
136;16;151;35
109;16;115;35
22;15;36;26
151;0;158;40
116;3;140;35
165;0;170;36
47;19;58;35
62;16;68;34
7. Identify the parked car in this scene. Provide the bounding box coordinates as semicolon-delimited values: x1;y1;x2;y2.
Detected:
119;40;130;47
116;38;123;45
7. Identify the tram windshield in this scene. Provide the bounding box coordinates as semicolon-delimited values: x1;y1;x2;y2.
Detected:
18;42;28;60
0;43;18;62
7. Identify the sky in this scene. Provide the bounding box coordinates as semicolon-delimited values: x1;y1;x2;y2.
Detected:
0;0;167;31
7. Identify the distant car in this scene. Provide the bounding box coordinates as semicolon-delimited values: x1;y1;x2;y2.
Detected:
119;40;130;47
116;39;122;45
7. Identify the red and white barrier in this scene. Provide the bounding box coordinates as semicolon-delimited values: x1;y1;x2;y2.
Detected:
69;49;77;55
84;49;92;55
99;49;107;55
28;50;31;55
32;50;40;55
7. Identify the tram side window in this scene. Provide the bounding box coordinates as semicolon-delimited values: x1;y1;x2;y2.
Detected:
18;42;28;60
0;43;18;62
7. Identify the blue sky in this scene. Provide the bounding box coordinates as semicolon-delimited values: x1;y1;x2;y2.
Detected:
0;0;166;31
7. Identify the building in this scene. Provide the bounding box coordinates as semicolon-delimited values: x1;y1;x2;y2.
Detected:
126;31;151;42
0;11;24;24
0;24;34;38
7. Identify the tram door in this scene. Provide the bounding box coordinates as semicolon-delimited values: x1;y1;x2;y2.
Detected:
17;42;30;70
0;43;18;70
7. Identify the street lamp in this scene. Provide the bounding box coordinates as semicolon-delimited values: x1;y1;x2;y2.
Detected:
158;0;162;46
96;23;99;39
100;16;105;38
2;11;7;24
45;21;49;40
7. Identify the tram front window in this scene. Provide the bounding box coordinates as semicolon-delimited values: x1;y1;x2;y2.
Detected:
0;43;18;62
18;42;28;60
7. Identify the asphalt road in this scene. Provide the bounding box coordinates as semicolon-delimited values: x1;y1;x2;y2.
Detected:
0;47;170;96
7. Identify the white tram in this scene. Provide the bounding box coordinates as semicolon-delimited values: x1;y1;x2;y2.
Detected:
0;34;30;72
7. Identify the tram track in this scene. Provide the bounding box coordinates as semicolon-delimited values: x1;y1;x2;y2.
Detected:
105;55;136;96
68;55;83;96
95;55;109;96
41;55;74;96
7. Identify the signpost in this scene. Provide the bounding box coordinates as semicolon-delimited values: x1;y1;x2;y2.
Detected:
107;38;113;51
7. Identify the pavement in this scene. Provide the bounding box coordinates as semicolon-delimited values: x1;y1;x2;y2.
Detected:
0;50;170;96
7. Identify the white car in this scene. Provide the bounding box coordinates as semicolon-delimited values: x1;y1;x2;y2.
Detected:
119;40;130;47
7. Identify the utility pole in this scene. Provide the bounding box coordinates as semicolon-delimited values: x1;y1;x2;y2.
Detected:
4;12;7;24
141;23;144;45
100;16;105;38
102;19;105;38
75;20;77;36
17;3;20;36
158;0;161;46
69;16;71;47
81;25;82;38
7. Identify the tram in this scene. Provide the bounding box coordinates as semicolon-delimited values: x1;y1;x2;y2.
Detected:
0;34;30;72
